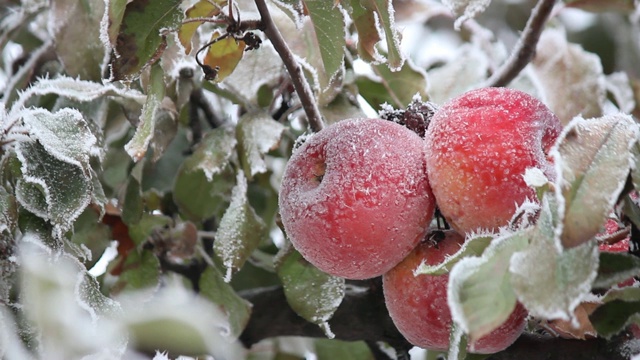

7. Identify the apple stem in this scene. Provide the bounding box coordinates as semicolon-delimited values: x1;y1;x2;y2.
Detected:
484;0;557;88
253;0;325;133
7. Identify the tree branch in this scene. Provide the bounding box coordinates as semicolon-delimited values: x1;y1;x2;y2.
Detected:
239;281;632;360
483;0;557;88
253;0;325;133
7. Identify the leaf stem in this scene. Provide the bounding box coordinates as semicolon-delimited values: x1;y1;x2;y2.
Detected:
253;0;325;133
484;0;557;88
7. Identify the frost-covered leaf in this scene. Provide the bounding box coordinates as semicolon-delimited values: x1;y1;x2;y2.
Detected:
356;0;404;69
50;0;105;80
125;64;165;162
442;0;492;29
109;0;183;80
120;280;243;358
594;252;640;289
16;140;92;239
510;195;599;321
104;0;129;49
173;159;235;222
237;111;286;180
356;59;428;108
19;239;125;358
0;185;17;235
178;0;226;54
448;231;529;341
214;172;267;281
276;245;345;338
222;43;284;103
427;44;489;105
590;287;640;338
185;126;237;181
122;178;143;226
605;72;637;114
415;233;493;276
304;0;346;80
22;108;98;174
551;114;638;248
203;30;247;82
565;0;637;13
199;266;252;339
348;0;381;63
531;28;606;125
447;321;468;360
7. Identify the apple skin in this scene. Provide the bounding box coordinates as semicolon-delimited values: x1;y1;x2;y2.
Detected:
278;118;435;280
425;87;562;234
383;230;528;353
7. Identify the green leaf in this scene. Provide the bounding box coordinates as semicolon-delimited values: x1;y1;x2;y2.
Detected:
448;231;529;341
415;233;494;276
237;111;286;180
594;252;640;289
442;0;492;29
199;266;252;339
186;126;237;181
447;321;468;360
122;178;143;226
50;0;105;80
111;250;161;296
552;113;638;248
510;195;599;321
110;0;183;80
356;59;428;108
15;140;92;239
125;64;166;162
105;0;129;48
314;339;373;359
214;172;267;281
276;245;345;337
0;185;17;235
531;28;605;125
304;0;345;79
127;213;172;245
590;287;640;338
173;162;235;222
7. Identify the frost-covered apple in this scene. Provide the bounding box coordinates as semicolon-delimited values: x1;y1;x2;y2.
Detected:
383;230;527;353
425;87;562;234
278;118;435;279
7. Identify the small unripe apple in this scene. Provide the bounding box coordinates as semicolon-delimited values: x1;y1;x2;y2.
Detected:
278;118;435;279
425;87;562;234
383;230;527;353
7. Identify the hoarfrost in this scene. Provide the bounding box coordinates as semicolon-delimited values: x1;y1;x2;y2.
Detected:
605;72;636;114
237;112;286;179
443;0;492;30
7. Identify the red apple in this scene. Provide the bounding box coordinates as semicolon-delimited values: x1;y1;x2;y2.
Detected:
278;118;435;279
425;87;562;234
383;230;527;353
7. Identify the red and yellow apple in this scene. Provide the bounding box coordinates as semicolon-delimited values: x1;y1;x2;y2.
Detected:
383;230;527;353
425;87;562;234
278;118;436;279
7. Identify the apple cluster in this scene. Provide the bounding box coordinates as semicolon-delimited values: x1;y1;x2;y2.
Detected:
278;87;563;353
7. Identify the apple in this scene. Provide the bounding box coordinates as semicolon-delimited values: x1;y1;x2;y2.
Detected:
425;87;562;234
383;230;527;353
278;118;435;279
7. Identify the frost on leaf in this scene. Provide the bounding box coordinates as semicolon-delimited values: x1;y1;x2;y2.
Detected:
351;0;404;70
237;111;286;180
442;0;492;30
19;239;125;358
589;287;640;338
414;233;493;276
605;72;637;114
594;251;640;289
510;195;599;322
304;0;347;81
16;140;93;240
551;114;638;248
199;266;252;339
0;185;17;235
223;43;284;103
214;172;267;282
447;231;528;341
125;64;166;162
22;108;99;175
119;279;243;358
276;245;345;338
183;126;236;181
530;28;606;126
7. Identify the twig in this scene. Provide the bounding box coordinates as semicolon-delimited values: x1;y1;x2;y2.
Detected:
483;0;557;88
253;0;325;133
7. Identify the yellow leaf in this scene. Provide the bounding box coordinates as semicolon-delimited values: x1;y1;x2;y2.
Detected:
178;0;226;54
203;31;246;82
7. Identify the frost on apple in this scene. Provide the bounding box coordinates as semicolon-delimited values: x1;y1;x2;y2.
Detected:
279;118;435;279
